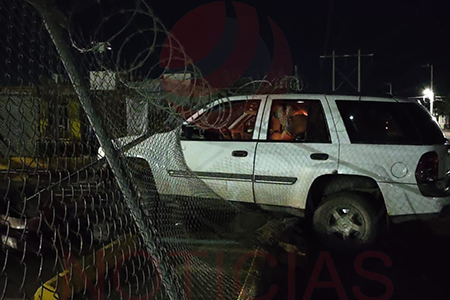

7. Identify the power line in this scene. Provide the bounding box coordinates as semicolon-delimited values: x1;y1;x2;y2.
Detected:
320;50;374;92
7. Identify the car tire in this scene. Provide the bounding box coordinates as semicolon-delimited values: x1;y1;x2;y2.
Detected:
312;192;379;251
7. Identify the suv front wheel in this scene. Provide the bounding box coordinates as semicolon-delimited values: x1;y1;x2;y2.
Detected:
312;192;379;250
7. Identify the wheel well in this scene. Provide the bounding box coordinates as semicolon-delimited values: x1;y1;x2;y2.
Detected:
305;174;387;219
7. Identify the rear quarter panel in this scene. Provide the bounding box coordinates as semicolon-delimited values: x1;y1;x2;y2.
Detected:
327;95;449;215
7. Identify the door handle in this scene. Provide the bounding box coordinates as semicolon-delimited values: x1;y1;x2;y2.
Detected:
310;153;329;160
232;150;248;157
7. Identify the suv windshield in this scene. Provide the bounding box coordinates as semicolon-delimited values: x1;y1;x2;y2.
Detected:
336;100;446;145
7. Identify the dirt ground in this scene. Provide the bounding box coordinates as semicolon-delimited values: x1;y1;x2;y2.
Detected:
1;210;450;300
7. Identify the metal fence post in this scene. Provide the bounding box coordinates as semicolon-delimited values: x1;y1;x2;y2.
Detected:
25;0;183;298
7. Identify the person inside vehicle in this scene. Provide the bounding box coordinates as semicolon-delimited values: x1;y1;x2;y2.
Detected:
270;104;308;141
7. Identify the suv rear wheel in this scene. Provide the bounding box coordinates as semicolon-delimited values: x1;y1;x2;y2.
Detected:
312;192;379;250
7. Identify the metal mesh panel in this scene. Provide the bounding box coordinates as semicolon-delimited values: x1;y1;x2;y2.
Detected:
0;1;275;299
3;1;450;300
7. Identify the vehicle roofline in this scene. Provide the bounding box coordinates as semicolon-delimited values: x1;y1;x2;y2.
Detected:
217;93;416;103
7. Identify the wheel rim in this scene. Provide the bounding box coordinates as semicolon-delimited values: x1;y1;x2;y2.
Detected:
327;206;365;241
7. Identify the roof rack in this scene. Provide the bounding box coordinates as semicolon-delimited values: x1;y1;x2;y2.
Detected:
325;91;395;98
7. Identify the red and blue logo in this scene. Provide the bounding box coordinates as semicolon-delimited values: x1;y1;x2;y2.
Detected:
160;2;293;97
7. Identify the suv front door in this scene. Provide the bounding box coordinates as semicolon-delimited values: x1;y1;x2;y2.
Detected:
180;96;266;203
253;94;339;210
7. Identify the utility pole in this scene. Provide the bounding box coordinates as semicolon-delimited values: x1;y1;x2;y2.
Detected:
320;49;374;92
357;49;362;92
423;64;435;116
332;50;336;91
385;82;393;95
430;64;434;116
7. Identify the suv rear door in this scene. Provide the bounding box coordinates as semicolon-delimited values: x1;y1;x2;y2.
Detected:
253;94;339;210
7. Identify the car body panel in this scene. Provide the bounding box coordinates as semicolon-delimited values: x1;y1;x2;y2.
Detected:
253;94;339;209
117;93;450;217
180;96;266;202
326;95;448;184
181;140;257;202
378;181;450;215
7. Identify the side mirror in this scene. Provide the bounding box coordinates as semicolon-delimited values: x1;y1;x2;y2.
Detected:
181;124;193;140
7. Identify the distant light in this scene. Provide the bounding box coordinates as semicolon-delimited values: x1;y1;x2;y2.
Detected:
297;101;304;103
349;115;354;120
1;235;18;250
423;88;434;99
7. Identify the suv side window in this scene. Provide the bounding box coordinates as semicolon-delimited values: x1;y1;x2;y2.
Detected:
181;100;260;141
267;100;330;143
336;100;445;145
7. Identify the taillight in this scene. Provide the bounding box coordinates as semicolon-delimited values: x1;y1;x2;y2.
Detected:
415;151;439;184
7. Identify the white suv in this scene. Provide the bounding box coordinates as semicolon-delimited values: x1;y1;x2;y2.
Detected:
117;94;450;248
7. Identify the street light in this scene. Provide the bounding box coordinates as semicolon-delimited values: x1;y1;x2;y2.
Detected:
424;88;434;99
423;88;435;115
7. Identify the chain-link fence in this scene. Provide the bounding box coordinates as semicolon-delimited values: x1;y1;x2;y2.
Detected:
3;1;450;300
0;1;286;299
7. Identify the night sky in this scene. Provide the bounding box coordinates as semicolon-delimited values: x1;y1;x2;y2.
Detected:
148;0;450;96
6;0;450;97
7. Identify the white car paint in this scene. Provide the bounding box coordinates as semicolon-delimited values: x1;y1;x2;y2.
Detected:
117;94;450;217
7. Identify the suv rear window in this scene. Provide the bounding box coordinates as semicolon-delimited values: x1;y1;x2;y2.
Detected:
336;100;446;145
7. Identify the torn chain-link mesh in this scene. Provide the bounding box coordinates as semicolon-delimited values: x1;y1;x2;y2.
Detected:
0;1;272;299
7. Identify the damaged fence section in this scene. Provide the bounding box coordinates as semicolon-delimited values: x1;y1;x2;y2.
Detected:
0;0;277;299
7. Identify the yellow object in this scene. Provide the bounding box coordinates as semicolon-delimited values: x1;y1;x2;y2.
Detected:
68;100;81;140
0;157;48;171
34;235;138;300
